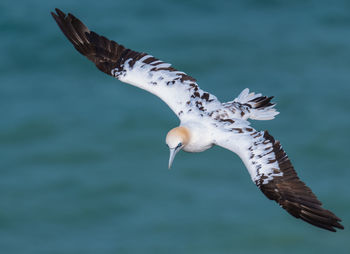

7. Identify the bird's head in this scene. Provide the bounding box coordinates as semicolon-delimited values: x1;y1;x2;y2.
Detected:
166;126;190;169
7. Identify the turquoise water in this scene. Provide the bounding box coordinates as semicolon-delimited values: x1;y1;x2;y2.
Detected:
1;0;350;253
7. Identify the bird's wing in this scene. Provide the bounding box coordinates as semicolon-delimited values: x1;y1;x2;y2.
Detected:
51;8;221;118
215;128;344;232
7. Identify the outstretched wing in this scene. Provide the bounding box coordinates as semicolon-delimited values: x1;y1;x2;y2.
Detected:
51;8;221;118
216;128;344;232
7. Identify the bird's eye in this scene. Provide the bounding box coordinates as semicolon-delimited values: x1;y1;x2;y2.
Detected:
176;142;183;149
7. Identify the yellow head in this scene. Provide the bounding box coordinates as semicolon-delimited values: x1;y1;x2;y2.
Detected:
166;126;190;168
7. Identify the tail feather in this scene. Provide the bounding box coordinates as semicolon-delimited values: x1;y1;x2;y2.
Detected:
249;95;275;109
224;88;279;120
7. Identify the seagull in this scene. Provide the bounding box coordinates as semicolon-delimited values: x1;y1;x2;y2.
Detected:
51;8;344;232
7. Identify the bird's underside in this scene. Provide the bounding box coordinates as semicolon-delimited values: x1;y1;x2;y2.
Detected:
51;8;344;232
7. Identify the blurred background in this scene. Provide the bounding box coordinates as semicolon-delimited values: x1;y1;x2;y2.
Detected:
1;0;349;253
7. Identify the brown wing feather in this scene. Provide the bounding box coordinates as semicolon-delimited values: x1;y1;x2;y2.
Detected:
260;131;344;232
51;8;145;75
51;9;217;118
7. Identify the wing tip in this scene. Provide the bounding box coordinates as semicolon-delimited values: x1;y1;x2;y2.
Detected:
299;208;344;232
257;131;344;232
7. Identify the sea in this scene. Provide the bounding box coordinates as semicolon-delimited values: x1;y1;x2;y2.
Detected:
1;0;349;253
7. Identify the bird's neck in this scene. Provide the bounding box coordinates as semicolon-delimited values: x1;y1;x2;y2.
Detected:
168;126;191;146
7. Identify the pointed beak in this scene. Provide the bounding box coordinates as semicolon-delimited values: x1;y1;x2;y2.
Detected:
168;148;179;169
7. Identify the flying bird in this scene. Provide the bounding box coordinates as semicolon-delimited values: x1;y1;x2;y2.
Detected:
51;8;344;232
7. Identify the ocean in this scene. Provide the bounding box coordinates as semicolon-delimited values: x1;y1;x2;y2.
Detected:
1;0;349;253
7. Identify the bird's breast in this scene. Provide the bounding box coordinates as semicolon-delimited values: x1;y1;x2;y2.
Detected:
181;121;215;153
183;142;214;153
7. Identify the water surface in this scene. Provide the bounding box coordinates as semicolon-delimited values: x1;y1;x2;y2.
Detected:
1;0;349;253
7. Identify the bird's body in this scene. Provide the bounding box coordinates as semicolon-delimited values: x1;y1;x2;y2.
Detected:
179;122;214;153
52;8;344;232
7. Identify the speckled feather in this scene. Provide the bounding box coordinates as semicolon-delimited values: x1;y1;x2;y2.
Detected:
52;9;344;232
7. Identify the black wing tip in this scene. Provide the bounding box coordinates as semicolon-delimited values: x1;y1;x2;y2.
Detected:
260;131;344;232
51;8;143;76
51;8;67;20
299;209;344;232
298;203;344;232
50;9;60;23
53;8;63;15
51;8;91;53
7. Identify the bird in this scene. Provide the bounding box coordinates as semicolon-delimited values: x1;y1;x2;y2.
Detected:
51;8;344;232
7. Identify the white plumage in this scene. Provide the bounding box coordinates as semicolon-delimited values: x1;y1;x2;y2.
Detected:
52;8;344;232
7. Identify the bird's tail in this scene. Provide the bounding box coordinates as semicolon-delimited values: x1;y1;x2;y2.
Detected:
223;88;279;120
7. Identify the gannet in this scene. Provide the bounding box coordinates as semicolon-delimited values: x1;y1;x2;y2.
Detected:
51;8;344;232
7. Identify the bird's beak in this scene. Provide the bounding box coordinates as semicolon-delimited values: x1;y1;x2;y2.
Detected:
168;148;180;169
